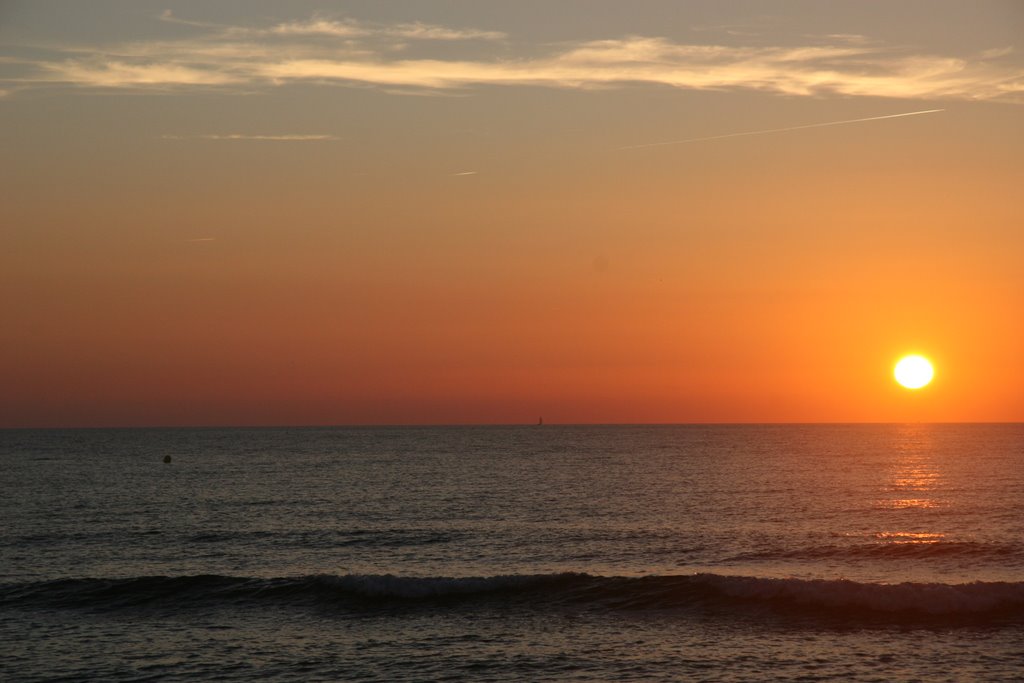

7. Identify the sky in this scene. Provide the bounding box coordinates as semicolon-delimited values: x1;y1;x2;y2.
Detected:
1;0;1022;427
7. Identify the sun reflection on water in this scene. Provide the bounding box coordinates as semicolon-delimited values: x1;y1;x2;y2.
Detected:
871;425;950;552
876;424;946;511
873;531;944;543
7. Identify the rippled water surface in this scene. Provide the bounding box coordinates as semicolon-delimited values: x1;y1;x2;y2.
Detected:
2;424;1023;681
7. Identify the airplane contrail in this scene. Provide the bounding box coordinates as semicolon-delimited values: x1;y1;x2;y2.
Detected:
620;109;945;150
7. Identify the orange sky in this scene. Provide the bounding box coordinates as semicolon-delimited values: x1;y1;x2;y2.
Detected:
1;1;1022;426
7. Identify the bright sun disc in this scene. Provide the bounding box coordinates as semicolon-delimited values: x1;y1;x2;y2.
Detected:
894;355;934;389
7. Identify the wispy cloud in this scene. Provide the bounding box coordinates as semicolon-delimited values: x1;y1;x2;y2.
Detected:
163;133;340;141
158;9;505;42
269;17;506;41
4;13;1022;103
451;171;478;176
45;60;240;87
620;108;945;149
157;9;220;30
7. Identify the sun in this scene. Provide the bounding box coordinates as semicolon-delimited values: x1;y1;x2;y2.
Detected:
894;355;934;389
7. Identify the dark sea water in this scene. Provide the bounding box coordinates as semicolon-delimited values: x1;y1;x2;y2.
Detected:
2;424;1023;681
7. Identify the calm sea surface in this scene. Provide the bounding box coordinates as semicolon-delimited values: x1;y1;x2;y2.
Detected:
2;424;1023;681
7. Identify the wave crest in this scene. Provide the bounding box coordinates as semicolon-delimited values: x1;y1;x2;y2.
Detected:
727;540;1024;562
3;572;1023;620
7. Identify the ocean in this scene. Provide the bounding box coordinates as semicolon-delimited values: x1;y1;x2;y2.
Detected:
2;424;1023;681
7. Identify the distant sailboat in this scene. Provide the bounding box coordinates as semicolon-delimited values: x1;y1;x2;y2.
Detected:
538;417;543;426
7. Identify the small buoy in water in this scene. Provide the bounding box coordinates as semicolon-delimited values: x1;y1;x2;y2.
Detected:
163;455;172;464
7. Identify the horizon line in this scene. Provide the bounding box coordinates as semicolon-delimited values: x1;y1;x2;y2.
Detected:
2;420;1021;430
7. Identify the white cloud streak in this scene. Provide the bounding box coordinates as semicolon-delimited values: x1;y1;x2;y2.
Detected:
620;108;946;149
163;133;340;141
4;14;1022;103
